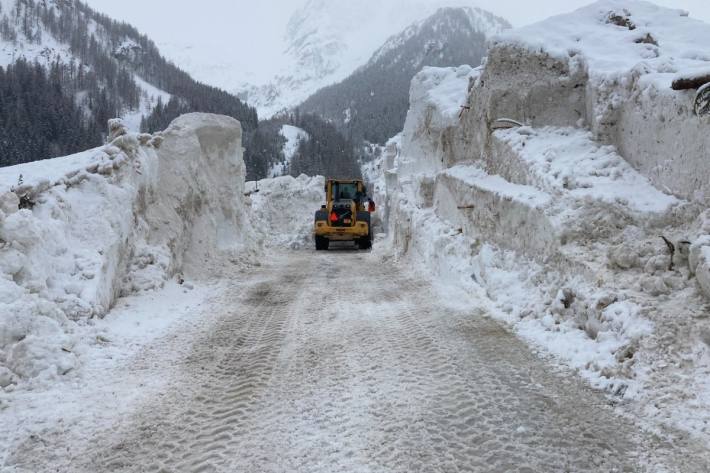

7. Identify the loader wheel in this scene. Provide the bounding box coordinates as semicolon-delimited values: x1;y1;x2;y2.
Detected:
315;236;329;251
358;235;372;250
695;83;710;117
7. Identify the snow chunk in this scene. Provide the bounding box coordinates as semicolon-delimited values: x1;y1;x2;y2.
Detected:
400;65;479;175
411;65;478;122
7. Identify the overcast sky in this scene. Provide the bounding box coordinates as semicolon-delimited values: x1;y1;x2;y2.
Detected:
84;0;710;33
83;0;710;86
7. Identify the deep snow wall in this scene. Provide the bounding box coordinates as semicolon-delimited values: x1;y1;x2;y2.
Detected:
0;113;253;385
465;1;710;204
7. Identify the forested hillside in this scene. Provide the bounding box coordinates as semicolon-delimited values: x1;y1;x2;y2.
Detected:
0;58;113;166
243;112;361;181
288;112;361;179
0;0;257;167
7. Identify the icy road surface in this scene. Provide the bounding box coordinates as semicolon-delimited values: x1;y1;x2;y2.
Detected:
6;250;709;472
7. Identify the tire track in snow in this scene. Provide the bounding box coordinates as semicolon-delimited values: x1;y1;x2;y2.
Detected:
7;250;710;472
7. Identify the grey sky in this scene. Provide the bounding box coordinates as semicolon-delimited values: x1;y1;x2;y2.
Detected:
84;0;710;32
83;0;710;86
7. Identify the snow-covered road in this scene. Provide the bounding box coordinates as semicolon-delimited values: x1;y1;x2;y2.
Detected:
5;250;709;472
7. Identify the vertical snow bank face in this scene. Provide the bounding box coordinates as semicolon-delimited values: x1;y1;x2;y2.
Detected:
482;0;710;203
400;66;479;174
0;113;253;385
147;113;255;278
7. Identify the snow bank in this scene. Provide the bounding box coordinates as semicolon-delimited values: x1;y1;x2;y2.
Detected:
246;175;325;249
0;113;255;386
479;0;710;204
492;126;679;215
381;28;710;440
379;1;710;442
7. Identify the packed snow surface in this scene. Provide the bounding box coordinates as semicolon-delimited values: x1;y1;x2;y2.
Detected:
4;251;708;471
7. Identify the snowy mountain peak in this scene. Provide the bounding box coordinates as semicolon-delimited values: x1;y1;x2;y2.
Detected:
243;1;509;118
368;6;510;66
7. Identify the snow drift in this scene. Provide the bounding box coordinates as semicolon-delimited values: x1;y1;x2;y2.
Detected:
379;0;710;444
0;113;255;385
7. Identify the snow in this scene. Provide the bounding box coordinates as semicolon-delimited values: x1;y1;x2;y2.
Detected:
444;165;552;208
0;114;256;389
0;2;171;134
379;23;710;443
0;13;75;70
0;149;104;191
0;278;214;468
398;65;479;176
246;174;324;249
411;65;478;121
495;126;679;214
480;0;710;205
121;76;173;132
236;1;508;117
268;125;309;178
495;0;710;84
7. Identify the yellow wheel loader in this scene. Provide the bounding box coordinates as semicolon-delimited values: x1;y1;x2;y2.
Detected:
314;179;375;250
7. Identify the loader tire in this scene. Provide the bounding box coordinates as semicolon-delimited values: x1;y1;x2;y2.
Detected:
315;236;329;251
358;236;372;250
356;211;373;250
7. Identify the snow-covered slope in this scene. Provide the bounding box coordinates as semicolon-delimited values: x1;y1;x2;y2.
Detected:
268;125;309;178
239;0;508;117
0;114;256;387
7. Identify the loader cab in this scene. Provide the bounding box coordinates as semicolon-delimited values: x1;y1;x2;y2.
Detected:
327;180;366;205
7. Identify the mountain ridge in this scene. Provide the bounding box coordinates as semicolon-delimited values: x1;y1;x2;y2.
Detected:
297;6;511;144
239;0;504;117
